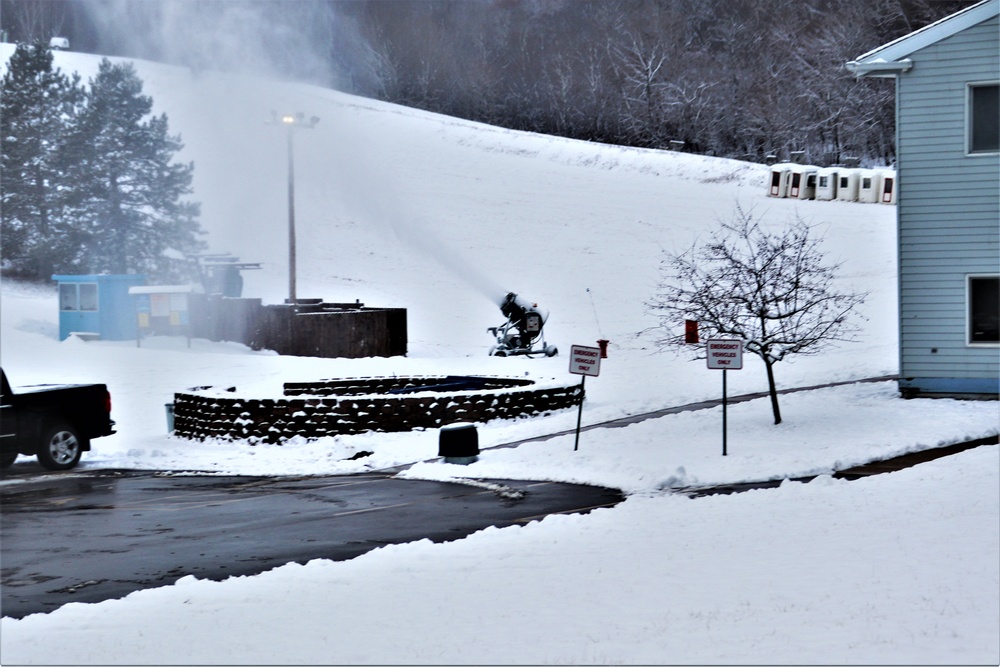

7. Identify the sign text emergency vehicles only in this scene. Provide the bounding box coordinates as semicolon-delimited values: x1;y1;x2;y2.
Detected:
569;345;602;376
706;339;743;370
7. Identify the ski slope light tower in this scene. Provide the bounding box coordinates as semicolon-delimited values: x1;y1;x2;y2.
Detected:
268;111;319;305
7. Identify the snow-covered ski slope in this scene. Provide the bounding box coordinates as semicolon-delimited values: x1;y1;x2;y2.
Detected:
1;45;997;667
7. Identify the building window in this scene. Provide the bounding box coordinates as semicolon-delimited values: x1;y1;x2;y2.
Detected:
969;276;999;344
79;283;98;311
59;283;98;312
969;83;999;154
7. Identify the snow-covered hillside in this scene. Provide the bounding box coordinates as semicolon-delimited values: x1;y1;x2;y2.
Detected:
0;44;905;439
1;47;997;665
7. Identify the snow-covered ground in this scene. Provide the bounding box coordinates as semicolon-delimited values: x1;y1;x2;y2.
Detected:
1;46;997;665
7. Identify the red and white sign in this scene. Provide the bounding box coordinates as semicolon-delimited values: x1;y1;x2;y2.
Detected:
706;339;743;370
569;345;602;376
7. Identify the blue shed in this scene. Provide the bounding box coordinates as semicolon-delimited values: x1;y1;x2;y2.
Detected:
52;274;147;341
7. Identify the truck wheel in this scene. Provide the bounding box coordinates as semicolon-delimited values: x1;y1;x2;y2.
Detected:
37;422;83;470
0;451;16;468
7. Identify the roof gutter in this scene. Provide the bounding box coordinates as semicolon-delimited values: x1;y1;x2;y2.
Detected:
845;58;914;78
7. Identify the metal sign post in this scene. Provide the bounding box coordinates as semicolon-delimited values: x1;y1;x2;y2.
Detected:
706;339;743;456
569;344;602;451
722;368;728;456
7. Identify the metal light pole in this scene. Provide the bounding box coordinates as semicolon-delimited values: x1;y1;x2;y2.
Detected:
268;112;319;305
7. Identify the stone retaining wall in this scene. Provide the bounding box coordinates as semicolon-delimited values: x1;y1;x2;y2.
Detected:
172;376;583;443
282;375;534;396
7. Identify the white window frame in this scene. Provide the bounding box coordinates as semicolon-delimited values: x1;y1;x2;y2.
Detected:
58;283;99;312
967;274;1000;347
966;81;999;156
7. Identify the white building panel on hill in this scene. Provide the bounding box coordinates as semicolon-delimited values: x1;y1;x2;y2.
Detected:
815;168;838;200
835;169;860;202
767;164;792;197
857;170;882;203
789;166;818;200
878;170;897;204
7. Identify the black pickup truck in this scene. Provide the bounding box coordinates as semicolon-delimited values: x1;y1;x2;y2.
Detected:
1;369;115;470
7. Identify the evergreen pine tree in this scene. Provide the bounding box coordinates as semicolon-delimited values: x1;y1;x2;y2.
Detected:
65;58;204;279
0;42;84;279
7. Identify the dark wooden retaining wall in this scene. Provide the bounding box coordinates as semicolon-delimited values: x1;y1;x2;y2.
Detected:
188;295;406;358
172;376;583;443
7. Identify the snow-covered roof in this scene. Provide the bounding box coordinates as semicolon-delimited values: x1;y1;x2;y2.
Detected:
846;0;998;76
769;162;819;173
128;285;198;295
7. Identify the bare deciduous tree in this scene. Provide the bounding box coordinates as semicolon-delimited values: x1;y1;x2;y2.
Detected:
33;0;970;164
649;205;867;424
1;0;67;43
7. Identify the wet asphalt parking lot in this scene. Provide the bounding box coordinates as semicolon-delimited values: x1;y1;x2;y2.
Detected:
0;469;623;618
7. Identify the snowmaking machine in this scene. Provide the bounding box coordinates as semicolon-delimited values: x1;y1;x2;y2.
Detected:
488;292;558;357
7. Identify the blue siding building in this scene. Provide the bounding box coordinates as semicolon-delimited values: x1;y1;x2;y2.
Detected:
848;0;999;398
52;274;147;341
